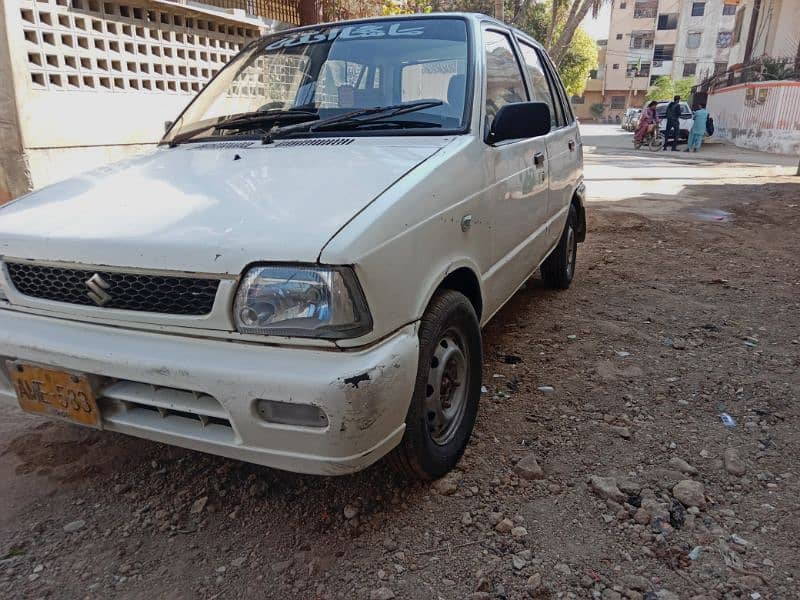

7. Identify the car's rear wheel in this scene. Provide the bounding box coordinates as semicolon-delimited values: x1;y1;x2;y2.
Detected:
541;204;578;290
388;290;481;480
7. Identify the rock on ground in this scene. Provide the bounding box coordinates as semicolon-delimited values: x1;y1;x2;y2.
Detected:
672;480;706;509
723;447;747;476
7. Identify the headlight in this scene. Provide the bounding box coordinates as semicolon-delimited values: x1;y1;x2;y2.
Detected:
233;265;372;338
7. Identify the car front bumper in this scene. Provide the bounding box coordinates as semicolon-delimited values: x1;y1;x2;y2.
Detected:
0;309;419;475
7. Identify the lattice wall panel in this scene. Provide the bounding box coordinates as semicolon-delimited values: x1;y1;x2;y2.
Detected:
20;0;262;93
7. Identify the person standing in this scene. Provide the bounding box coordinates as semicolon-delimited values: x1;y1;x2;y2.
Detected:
686;104;709;152
662;95;681;151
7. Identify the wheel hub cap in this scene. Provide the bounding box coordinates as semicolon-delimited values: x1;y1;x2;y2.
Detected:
424;332;468;446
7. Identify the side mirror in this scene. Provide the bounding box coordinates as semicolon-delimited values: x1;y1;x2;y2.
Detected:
488;102;551;144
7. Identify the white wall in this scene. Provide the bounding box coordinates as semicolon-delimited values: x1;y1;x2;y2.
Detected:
706;80;800;154
1;0;274;199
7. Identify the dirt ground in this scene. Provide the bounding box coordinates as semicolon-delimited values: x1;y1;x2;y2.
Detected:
1;136;799;600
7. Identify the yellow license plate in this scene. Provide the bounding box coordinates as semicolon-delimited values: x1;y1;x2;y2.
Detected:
7;362;102;429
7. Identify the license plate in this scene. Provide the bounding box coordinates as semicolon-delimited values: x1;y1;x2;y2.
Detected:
7;362;102;429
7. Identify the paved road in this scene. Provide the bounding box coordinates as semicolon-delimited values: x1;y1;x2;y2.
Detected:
580;124;797;208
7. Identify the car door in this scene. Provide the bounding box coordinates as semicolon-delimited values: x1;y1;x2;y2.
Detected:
481;27;550;316
519;43;578;247
543;50;581;237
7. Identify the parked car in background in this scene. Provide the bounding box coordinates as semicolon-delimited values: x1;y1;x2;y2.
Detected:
0;14;586;480
655;101;694;141
622;108;641;131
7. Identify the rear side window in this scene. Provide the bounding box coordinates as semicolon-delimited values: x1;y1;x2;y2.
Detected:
540;49;574;125
518;42;558;128
483;30;527;133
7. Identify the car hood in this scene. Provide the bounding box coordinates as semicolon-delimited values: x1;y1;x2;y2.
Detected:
0;138;446;274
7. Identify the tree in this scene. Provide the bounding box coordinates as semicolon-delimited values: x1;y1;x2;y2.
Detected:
590;102;605;119
645;76;695;102
554;26;597;95
382;0;432;14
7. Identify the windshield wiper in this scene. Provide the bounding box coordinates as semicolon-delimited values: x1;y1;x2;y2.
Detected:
264;100;443;142
315;119;442;132
168;108;319;147
214;108;319;130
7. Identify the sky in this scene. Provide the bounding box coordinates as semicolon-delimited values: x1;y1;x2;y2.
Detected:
581;3;612;41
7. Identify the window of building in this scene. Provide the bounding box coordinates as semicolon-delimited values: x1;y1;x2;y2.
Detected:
597;39;608;47
733;9;745;43
687;32;702;48
722;4;736;16
626;62;651;77
571;95;585;104
612;63;620;69
717;31;732;48
683;62;697;76
657;13;678;30
611;96;626;109
483;30;527;133
589;69;598;79
650;74;662;86
653;44;674;61
691;2;705;17
630;31;654;49
714;61;728;75
616;33;623;40
634;1;657;19
620;2;627;8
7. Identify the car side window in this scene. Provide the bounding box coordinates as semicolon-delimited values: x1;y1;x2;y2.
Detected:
483;29;527;135
542;51;575;124
518;42;559;128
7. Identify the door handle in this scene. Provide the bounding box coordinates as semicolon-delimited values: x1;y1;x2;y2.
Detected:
568;139;576;151
534;152;545;166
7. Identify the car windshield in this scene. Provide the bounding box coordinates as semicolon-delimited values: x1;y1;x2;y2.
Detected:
162;18;470;144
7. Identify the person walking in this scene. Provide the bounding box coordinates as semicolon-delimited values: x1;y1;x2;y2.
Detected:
634;101;659;147
662;95;681;151
686;104;709;152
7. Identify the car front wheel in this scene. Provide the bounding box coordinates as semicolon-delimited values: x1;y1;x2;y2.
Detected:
389;289;482;480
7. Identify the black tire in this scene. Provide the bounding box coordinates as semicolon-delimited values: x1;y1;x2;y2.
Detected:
649;132;664;152
388;290;482;480
541;204;578;290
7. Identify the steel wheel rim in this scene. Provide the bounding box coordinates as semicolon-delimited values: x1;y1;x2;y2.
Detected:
566;225;576;278
424;329;469;446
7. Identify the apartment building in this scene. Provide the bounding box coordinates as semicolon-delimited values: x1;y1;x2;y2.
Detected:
578;0;740;120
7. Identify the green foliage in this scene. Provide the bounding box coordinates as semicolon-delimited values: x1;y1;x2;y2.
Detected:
645;76;695;102
382;0;432;14
589;102;605;118
759;57;798;81
557;27;597;96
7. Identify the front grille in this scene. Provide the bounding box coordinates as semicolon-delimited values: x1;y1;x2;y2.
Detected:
5;262;220;315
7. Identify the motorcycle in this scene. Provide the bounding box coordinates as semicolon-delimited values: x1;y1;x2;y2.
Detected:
633;124;664;152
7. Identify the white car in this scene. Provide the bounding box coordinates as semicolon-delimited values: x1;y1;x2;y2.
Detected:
656;101;694;141
0;14;585;479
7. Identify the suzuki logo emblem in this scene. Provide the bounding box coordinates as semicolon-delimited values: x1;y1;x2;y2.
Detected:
85;273;112;306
